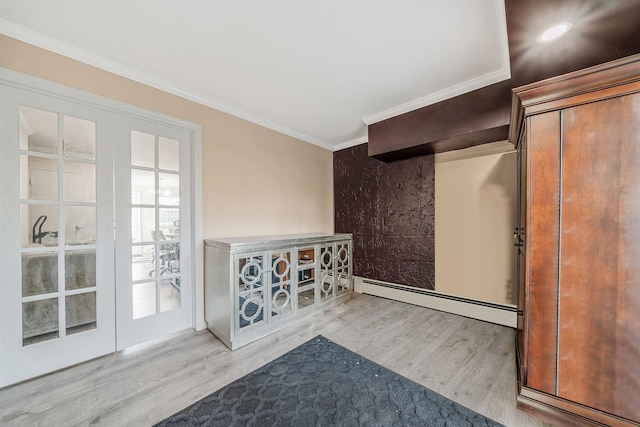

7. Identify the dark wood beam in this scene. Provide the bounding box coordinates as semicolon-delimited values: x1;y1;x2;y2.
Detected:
368;80;512;162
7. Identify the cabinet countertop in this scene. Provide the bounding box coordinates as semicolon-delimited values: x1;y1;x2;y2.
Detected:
204;233;352;250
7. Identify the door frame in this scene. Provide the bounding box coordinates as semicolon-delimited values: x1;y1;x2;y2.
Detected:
0;68;205;337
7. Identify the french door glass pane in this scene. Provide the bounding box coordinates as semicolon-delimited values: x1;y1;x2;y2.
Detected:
63;161;96;202
159;208;179;239
132;244;154;281
160;280;180;312
23;298;59;345
66;292;97;335
65;250;96;290
22;252;58;296
63;116;96;160
132;281;156;319
131;131;155;168
21;204;59;248
131;169;155;205
19;106;58;154
64;206;96;245
22;156;58;200
158;137;179;171
159;242;179;272
131;207;155;244
159;172;179;205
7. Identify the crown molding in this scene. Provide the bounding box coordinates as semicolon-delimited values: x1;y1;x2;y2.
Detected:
362;67;511;126
332;135;368;152
0;19;334;151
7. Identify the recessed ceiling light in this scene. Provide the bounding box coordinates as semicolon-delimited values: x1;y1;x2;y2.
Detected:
537;22;573;43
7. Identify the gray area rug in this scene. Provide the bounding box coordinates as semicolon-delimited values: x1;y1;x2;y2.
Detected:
155;335;504;426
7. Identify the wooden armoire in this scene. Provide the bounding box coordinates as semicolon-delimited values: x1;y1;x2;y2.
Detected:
511;54;640;426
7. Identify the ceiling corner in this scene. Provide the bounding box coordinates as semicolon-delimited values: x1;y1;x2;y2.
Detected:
332;135;368;152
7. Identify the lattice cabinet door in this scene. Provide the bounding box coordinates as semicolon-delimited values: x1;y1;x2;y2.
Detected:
335;240;352;295
318;243;336;302
234;251;267;334
267;249;295;323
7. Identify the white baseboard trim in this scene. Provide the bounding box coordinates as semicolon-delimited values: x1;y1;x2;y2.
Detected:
354;276;517;328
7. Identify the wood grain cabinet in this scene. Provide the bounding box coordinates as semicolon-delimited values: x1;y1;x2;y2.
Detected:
511;54;640;427
204;234;352;350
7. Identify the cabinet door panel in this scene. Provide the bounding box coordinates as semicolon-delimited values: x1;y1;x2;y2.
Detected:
234;252;267;333
525;111;561;395
516;138;527;378
558;93;640;422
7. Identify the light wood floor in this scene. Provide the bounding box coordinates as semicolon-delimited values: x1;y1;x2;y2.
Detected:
0;293;552;427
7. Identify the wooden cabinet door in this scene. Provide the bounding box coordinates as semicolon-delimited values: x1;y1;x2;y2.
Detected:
516;137;526;379
558;92;640;422
524;111;561;395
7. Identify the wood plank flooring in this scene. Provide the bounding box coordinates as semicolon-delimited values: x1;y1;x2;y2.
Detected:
0;293;552;427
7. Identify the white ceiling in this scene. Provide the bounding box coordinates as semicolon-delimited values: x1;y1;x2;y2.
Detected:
0;0;511;151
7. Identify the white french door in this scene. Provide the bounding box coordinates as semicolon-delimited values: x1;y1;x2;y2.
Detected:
0;79;195;387
0;85;116;387
114;116;192;350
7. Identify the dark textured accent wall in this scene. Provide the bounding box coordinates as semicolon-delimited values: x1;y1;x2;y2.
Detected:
334;143;435;289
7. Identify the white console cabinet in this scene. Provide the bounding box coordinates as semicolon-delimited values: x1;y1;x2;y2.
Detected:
204;234;352;350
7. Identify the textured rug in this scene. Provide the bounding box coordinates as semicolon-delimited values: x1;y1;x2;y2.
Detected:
155;335;504;427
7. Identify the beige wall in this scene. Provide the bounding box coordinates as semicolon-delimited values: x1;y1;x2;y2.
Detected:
435;142;517;305
0;35;334;238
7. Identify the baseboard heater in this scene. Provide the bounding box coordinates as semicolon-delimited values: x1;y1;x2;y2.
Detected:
356;277;517;328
